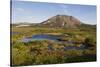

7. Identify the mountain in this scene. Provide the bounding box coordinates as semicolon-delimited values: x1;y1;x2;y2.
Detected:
12;15;96;28
40;15;82;28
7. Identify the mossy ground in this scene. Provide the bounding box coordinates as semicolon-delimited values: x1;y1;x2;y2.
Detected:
11;26;96;66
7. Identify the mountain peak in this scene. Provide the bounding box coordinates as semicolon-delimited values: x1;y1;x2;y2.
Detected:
41;15;82;28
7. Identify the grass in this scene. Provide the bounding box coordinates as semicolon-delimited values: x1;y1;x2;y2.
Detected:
11;26;96;66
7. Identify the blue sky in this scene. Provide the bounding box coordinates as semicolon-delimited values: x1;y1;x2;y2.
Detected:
12;1;96;24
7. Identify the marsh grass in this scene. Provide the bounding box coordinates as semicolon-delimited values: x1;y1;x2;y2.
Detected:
11;26;96;66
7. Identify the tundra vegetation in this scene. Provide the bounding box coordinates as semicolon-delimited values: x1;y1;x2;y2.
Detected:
11;25;96;66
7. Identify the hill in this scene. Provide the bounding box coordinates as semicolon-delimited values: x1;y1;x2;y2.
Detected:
40;15;82;28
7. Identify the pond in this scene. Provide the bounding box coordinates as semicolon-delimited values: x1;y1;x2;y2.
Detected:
20;34;69;43
20;34;86;50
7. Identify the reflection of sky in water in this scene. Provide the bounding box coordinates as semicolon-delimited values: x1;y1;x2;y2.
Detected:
21;34;61;42
20;34;86;51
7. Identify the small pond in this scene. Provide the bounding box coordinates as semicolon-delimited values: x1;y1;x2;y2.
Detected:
20;34;86;50
20;34;68;43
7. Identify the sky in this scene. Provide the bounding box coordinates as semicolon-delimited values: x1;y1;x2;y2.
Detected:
11;1;97;24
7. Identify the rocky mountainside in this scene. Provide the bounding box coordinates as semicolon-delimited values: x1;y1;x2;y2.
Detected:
41;15;82;28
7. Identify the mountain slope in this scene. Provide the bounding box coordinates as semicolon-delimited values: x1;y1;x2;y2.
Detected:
41;15;82;28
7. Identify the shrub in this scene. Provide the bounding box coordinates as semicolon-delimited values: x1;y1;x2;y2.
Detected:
84;37;96;47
